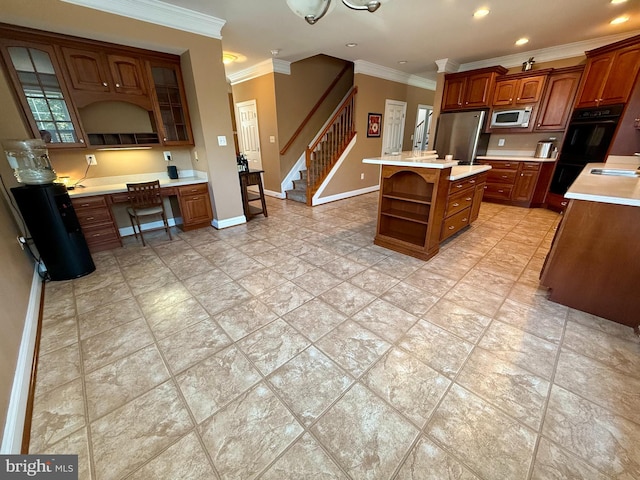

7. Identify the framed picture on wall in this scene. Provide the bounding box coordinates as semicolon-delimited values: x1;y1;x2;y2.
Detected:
367;113;382;138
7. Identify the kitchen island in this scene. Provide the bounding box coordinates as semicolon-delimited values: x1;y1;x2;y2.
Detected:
363;152;490;260
540;162;640;333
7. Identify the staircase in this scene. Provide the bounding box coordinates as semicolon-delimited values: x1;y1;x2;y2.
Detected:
285;87;357;205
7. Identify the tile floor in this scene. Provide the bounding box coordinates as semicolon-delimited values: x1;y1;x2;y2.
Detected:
30;193;640;480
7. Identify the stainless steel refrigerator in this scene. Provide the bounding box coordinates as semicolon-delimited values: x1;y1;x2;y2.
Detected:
432;110;489;164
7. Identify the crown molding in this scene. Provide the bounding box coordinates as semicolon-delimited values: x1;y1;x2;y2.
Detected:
60;0;226;39
228;59;291;85
435;58;460;73
354;60;436;90
458;30;640;72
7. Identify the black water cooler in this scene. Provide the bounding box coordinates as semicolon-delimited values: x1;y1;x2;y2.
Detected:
11;183;95;280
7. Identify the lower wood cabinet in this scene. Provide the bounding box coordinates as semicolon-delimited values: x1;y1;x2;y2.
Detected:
440;172;487;241
177;183;213;230
71;195;122;253
476;159;554;207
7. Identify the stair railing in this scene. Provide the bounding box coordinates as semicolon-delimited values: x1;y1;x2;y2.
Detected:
305;86;357;204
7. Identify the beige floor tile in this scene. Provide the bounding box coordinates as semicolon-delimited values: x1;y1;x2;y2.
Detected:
423;299;491;344
199;382;303;480
216;253;266;280
567;308;638;341
157;318;232;374
362;348;450;428
78;297;142;339
398;320;473;378
85;344;170;420
542;385;640;479
321;257;368;280
258;281;315;316
35;342;81;396
90;381;192;480
213;297;278;341
531;437;610;480
311;383;419;480
444;283;505;317
176;345;261;423
46;427;93;480
348;268;400;295
237;318;310;375
270;255;316;280
426;384;537;480
319;282;376;316
316;320;391;377
373;254;424;280
38;315;79;356
196;281;253;317
380;282;440;317
144;296;210;339
403;267;457;297
282;298;347;341
496;298;566;343
73;270;127;297
268;346;353;426
292;268;343;296
456;348;550;430
134;281;192;316
127;432;217;480
351;299;420;343
181;267;233;295
74;281;132;315
396;435;480;480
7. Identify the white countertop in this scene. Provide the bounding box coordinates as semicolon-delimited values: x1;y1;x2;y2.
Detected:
449;164;492;181
565;163;640;207
363;151;457;169
64;172;208;198
477;155;556;163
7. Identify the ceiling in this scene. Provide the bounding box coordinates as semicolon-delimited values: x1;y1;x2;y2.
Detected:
161;0;640;83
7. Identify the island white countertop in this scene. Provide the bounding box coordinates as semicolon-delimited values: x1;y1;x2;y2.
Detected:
64;171;208;198
363;151;457;169
565;163;640;207
476;155;556;163
449;164;491;180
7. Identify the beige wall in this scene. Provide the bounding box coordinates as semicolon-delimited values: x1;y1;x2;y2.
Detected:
318;73;435;198
0;0;243;446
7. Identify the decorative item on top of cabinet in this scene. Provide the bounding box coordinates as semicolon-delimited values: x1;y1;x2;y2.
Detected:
0;37;87;148
534;65;584;132
575;34;640;108
442;66;508;111
491;71;549;107
148;61;194;146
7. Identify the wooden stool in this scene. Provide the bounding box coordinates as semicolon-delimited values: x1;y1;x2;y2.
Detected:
239;169;268;219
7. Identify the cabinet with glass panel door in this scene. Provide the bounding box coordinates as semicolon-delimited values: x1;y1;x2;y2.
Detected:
0;38;86;147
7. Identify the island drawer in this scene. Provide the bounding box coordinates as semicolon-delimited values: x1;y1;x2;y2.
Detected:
440;207;471;241
448;172;487;193
445;189;474;217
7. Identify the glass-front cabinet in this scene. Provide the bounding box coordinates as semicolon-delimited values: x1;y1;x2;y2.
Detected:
0;40;86;147
149;62;193;146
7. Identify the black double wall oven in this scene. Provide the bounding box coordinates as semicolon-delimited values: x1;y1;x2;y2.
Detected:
550;104;624;195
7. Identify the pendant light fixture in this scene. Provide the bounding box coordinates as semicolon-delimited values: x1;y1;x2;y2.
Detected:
286;0;382;25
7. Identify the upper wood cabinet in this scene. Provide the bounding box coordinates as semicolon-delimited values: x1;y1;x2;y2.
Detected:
492;74;547;107
442;66;508;111
534;66;583;131
575;37;640;108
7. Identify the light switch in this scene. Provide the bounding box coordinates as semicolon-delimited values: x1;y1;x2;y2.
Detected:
498;138;505;146
269;136;276;143
217;135;227;146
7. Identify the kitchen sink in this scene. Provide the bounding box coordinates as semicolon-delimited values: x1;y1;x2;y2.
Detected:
590;168;640;177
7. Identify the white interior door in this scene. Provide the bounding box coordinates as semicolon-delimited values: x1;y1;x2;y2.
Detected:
236;99;262;170
381;99;407;155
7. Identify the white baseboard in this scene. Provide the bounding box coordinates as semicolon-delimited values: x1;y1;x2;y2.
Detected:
263;189;285;199
213;215;246;229
312;185;380;205
1;266;43;454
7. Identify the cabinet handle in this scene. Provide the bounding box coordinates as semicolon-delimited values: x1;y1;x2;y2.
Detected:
80;139;85;143
453;202;459;207
469;180;475;184
163;137;168;141
115;83;121;88
465;197;472;201
505;163;511;167
462;217;468;222
448;226;455;230
456;184;463;188
92;233;102;237
561;201;568;206
102;82;108;87
537;123;541;127
498;189;504;193
501;175;508;178
86;216;94;220
81;203;90;207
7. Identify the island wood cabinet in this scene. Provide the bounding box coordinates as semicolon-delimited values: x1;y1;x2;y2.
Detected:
476;159;554;207
575;36;640;108
534;66;583;131
440;172;487;241
442;66;508;111
492;73;547;107
540;199;640;332
71;195;122;252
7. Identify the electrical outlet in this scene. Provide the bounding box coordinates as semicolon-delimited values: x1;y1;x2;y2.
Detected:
16;235;25;250
217;135;227;146
498;138;505;147
163;151;171;162
360;173;365;180
85;154;97;165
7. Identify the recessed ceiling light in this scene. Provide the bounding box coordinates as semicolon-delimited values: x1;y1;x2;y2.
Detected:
222;53;237;64
515;38;529;46
398;60;408;64
611;0;627;4
473;8;490;18
345;43;358;48
611;15;629;24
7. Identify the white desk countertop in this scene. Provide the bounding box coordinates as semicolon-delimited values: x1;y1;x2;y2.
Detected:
476;155;556;163
363;151;457;169
565;163;640;207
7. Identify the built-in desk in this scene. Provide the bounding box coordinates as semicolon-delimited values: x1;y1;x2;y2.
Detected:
68;176;213;252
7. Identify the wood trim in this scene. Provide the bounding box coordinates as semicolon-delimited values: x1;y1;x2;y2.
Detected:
585;33;640;58
279;63;353;155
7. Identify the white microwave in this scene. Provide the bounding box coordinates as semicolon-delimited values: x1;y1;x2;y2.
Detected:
490;107;533;128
